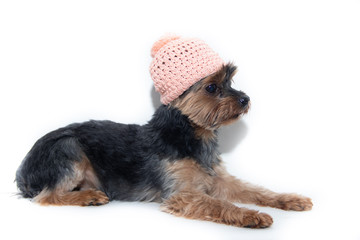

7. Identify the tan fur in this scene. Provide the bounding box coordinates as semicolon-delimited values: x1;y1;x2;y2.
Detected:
30;63;311;228
165;65;311;228
210;164;313;211
34;189;109;206
163;159;312;227
171;68;249;130
80;157;102;190
161;191;273;228
34;156;109;206
165;158;214;194
193;126;216;141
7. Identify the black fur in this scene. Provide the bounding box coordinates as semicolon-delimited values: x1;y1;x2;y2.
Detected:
16;105;219;201
222;64;248;101
224;63;237;84
16;132;83;198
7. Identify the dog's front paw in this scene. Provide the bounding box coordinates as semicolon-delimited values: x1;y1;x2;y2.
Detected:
277;194;313;211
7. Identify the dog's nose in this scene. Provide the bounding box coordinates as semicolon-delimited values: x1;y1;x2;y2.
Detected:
239;96;250;107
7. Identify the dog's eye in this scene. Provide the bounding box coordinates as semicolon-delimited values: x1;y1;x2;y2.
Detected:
206;84;217;93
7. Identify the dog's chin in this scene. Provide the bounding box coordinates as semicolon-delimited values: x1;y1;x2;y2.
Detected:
206;111;246;130
232;105;250;119
231;113;241;120
220;106;250;127
190;102;251;130
227;112;244;122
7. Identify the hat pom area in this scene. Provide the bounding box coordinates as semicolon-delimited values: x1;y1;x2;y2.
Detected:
150;34;180;58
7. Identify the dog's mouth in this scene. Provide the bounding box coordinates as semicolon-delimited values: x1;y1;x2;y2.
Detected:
231;113;241;119
230;106;250;120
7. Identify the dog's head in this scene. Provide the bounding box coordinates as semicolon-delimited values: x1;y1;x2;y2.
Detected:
171;63;250;130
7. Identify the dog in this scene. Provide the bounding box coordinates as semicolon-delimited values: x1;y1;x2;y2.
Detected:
16;36;312;228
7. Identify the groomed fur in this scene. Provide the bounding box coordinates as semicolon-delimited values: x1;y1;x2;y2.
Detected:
16;105;220;203
15;63;312;228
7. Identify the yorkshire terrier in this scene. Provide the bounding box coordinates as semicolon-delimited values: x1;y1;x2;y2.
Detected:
16;35;312;228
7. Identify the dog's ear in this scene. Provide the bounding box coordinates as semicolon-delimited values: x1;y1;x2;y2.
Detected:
204;63;237;86
224;63;237;83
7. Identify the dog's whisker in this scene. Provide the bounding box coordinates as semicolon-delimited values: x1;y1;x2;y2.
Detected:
15;35;311;229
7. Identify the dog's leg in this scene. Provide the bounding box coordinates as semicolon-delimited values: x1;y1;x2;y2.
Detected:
34;156;109;206
161;191;273;228
34;188;109;206
210;165;313;211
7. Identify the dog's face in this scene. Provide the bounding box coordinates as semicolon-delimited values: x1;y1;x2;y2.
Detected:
171;63;250;130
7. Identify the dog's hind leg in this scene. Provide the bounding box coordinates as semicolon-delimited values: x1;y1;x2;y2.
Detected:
34;189;109;206
161;191;273;228
16;133;109;206
34;156;109;206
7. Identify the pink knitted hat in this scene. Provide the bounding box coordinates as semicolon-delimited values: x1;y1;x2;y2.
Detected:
150;35;224;105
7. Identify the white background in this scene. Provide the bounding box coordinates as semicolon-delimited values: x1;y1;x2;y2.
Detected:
1;0;359;239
